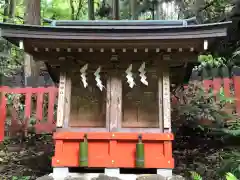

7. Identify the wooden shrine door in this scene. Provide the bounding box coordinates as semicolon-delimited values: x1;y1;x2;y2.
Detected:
107;72;164;133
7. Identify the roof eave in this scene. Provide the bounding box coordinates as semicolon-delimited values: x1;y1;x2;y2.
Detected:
0;21;231;47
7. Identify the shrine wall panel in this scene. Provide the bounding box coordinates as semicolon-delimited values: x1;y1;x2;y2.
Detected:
69;75;106;127
122;71;159;128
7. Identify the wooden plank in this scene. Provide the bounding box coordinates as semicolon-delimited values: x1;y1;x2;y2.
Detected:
223;78;231;97
106;79;111;131
47;87;57;124
24;91;32;121
57;127;109;132
233;76;240;114
162;64;171;131
213;78;222;96
121;68;159;129
63;76;71;127
0;92;6;141
69;83;106;128
56;72;67;127
109;77;122;131
28;50;198;64
0;86;58;94
36;92;44;122
158;68;163;133
114;128;164;133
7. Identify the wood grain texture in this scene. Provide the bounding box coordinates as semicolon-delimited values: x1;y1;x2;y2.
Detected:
69;76;106;128
109;77;122;131
56;73;66;127
122;71;159;128
162;64;171;131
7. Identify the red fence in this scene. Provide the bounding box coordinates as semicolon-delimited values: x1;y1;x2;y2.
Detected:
0;74;240;141
0;86;58;141
171;72;240;114
200;75;240;114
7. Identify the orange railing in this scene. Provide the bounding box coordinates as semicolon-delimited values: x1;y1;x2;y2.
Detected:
0;86;58;141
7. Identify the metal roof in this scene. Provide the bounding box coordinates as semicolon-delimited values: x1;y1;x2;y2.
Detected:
50;17;197;27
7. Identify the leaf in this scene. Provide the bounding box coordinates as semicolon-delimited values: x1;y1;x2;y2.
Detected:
190;171;202;180
225;172;238;180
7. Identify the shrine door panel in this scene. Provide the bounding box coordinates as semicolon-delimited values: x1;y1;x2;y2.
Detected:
122;71;160;128
69;75;107;128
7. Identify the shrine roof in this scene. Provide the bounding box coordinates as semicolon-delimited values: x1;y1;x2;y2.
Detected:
0;20;231;45
0;20;231;84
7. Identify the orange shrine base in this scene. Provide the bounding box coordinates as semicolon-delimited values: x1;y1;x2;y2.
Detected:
52;132;174;169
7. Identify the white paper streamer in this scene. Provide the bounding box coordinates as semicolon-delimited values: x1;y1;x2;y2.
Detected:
80;64;88;88
138;62;148;86
94;66;104;91
125;64;135;88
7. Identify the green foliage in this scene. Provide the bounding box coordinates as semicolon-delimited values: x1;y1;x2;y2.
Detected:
225;172;238;180
41;0;92;20
174;53;240;178
173;82;235;129
221;119;240;136
190;171;202;180
0;39;23;78
0;0;25;24
218;150;240;178
195;54;227;71
190;171;238;180
12;177;30;180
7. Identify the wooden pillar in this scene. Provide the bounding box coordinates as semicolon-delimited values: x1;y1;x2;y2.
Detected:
56;73;71;128
158;69;163;133
108;76;122;132
162;64;171;132
63;76;72;128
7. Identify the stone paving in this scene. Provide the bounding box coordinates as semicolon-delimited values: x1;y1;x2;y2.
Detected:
36;174;185;180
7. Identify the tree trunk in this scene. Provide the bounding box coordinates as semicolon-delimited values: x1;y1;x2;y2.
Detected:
194;0;205;23
24;0;41;25
130;0;137;20
9;0;16;23
24;0;41;87
112;0;119;20
3;0;9;22
69;0;75;20
88;0;95;20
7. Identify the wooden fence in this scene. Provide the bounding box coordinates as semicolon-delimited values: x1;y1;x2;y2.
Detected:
0;86;58;141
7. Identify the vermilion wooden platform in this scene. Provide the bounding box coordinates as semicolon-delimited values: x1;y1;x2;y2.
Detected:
52;132;174;168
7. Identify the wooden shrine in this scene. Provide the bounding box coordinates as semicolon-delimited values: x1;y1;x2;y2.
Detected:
0;20;230;178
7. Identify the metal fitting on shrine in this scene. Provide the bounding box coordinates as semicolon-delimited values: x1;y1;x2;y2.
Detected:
79;134;88;167
136;134;145;168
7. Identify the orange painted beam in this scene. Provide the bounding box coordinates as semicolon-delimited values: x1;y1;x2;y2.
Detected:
53;132;174;141
52;132;174;169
